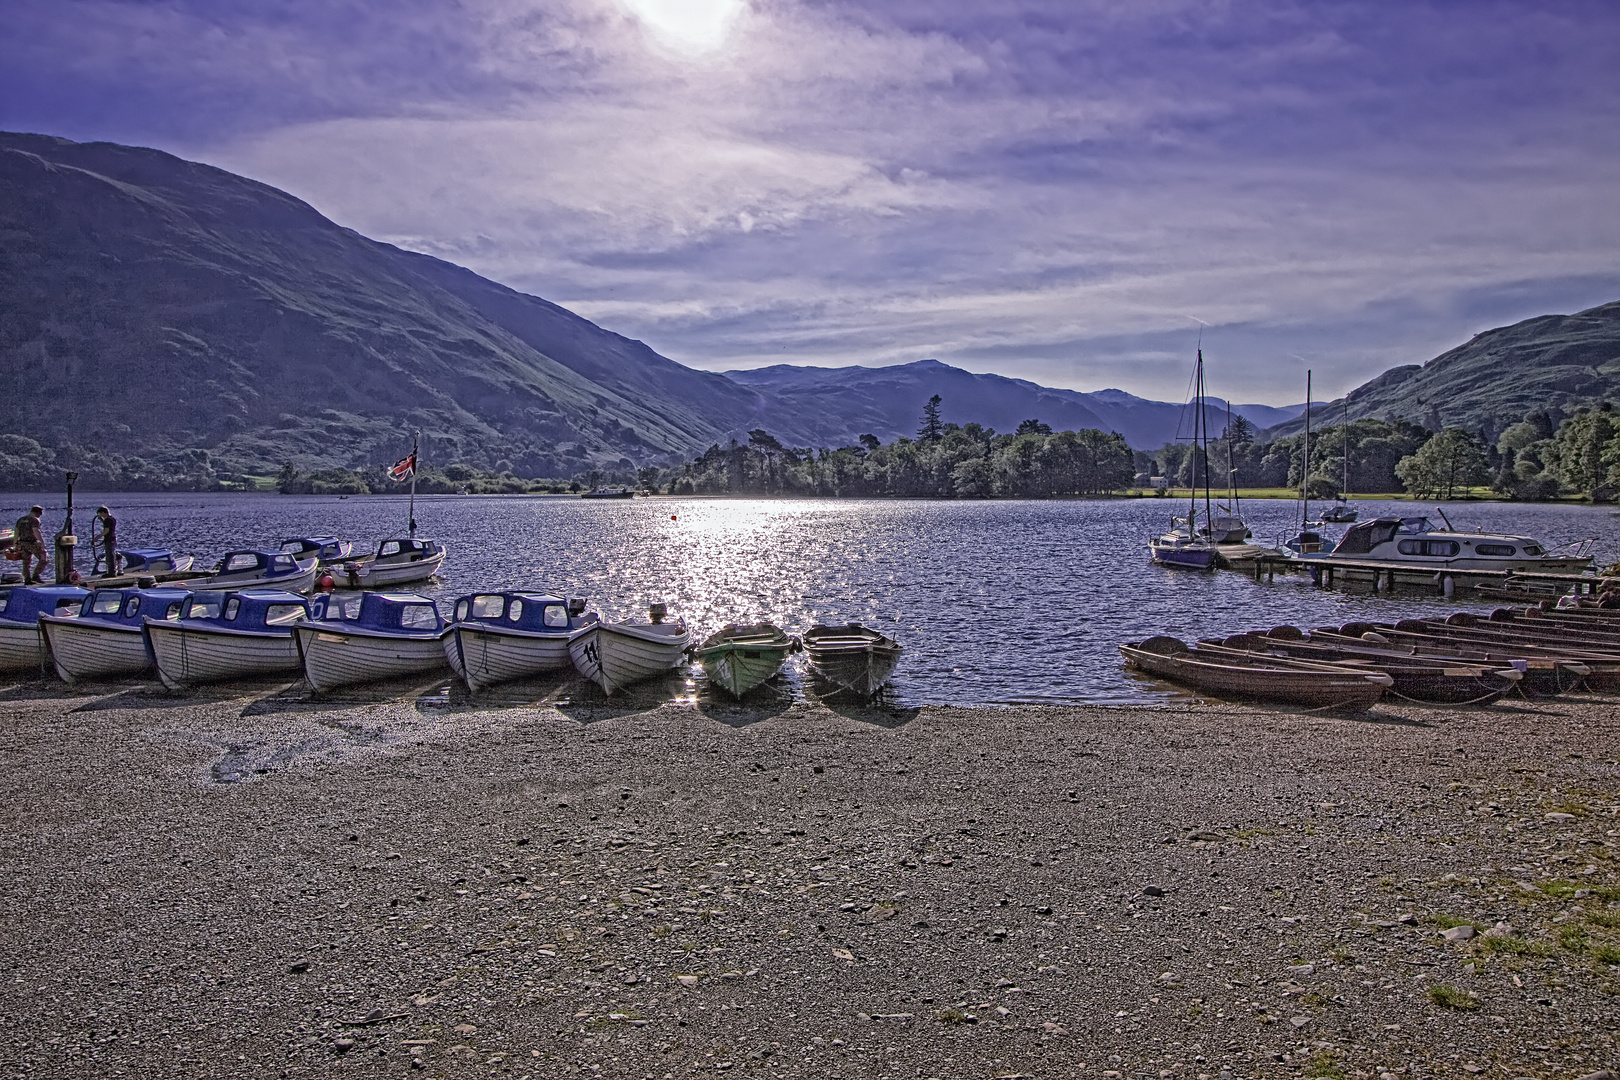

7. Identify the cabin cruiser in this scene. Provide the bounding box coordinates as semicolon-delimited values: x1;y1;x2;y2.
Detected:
295;592;449;691
0;585;89;671
1299;514;1592;572
445;591;597;690
40;586;189;683
144;589;310;689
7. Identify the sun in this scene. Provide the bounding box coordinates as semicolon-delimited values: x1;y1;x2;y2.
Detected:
618;0;744;55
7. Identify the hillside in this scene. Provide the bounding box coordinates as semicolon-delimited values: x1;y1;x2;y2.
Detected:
1264;301;1620;440
727;360;1302;451
0;132;767;485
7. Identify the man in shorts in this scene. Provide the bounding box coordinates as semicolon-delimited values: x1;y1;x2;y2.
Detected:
13;505;48;585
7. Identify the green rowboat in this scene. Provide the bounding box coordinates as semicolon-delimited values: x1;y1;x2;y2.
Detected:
694;623;798;697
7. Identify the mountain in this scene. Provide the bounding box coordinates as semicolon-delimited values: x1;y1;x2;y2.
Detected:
726;360;1303;450
1263;301;1620;440
0;131;768;482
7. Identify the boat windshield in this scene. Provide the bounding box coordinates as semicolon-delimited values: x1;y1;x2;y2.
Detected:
1397;517;1434;534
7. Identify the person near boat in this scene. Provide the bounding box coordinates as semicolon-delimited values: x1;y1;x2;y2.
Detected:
13;506;48;585
93;506;119;577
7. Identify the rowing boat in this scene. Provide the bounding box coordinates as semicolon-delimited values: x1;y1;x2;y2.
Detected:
694;623;797;697
1119;635;1391;711
802;623;902;697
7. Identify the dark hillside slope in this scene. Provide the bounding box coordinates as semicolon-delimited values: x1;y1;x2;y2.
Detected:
1265;301;1620;439
0;132;760;481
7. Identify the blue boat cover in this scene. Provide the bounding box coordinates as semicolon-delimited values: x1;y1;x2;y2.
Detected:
118;548;180;571
75;587;192;629
311;592;444;636
215;550;308;578
448;591;585;634
177;589;309;632
281;537;348;560
0;585;90;625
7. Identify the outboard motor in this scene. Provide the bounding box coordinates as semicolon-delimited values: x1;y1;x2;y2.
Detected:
649;602;667;624
567;598;587;617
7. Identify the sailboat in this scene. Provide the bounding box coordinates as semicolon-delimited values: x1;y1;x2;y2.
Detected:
1204;397;1250;543
1149;348;1219;569
1283;372;1333;555
1321;400;1358;523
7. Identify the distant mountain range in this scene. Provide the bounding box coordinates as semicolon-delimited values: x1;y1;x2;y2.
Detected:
2;131;1614;489
726;360;1303;451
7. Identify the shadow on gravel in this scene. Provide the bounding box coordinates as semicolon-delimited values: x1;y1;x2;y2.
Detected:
69;683;189;712
414;671;581;715
552;672;692;725
691;682;796;728
246;676;453;717
0;677;100;702
812;683;920;729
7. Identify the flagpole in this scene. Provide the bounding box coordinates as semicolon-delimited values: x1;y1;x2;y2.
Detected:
408;431;419;539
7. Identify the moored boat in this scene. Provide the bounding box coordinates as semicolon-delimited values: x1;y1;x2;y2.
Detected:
802;623;903;697
115;548;195;575
280;536;354;565
295;592;449;692
337;538;447;589
1119;635;1391;711
445;591;597;691
1149;516;1217;569
144;590;310;690
1301;513;1591;573
188;550;319;593
1316;622;1592;696
39;586;189;683
1206;629;1523;705
0;585;89;673
568;603;690;694
694;623;798;697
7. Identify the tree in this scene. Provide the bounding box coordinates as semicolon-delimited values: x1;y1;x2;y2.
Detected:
1015;418;1052;437
1394;428;1489;498
917;394;944;442
859;433;881;452
1222;414;1255;449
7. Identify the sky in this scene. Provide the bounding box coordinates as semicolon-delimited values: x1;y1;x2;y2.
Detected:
5;0;1620;404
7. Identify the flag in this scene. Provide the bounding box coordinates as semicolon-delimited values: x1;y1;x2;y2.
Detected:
388;452;416;482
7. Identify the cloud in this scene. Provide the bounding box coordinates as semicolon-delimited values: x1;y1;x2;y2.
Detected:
5;0;1620;403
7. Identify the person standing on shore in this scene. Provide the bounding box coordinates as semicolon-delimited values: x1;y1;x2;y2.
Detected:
93;506;119;577
13;506;48;585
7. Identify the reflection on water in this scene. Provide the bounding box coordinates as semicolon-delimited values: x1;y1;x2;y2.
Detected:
4;491;1617;706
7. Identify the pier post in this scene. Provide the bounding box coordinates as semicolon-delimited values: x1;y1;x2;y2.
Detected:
1442;574;1454;599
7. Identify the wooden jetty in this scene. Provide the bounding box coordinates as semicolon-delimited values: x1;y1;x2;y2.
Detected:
1215;548;1606;600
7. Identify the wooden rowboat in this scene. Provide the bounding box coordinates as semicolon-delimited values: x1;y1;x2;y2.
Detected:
1119;635;1391;711
1205;631;1522;705
803;623;902;697
694;623;798;698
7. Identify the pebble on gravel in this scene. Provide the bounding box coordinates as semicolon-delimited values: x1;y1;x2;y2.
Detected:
1441;925;1477;942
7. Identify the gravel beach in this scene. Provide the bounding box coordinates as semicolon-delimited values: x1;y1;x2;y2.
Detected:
2;676;1617;1079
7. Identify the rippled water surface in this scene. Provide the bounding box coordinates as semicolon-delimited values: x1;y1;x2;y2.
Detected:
7;492;1618;705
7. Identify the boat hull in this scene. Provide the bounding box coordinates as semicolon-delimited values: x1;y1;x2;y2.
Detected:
0;621;47;673
295;625;450;692
1149;542;1216;569
448;624;574;691
803;626;902;697
569;622;689;694
40;619;151;683
341;550;446;589
697;644;791;697
1121;637;1389;711
188;562;319;594
144;621;302;690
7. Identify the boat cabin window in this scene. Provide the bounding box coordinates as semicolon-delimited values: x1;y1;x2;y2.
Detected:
0;594;7;614
1523;544;1545;556
1397;517;1434;533
164;602;183;620
264;604;306;626
1476;543;1516;556
54;599;79;616
225;553;260;572
379;541;402;557
543;604;568;628
342;597;362;619
92;593;123;615
1397;539;1460;557
272;555;295;571
471;595;504;619
400;604;437;630
454;599;468;621
187;597;223;620
224;597;242;621
123;596;141;618
508;599;524;622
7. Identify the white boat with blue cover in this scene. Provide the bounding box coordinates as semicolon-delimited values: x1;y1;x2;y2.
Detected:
445;591;598;691
39;586;189;683
280;536;354;565
1295;513;1594;573
116;548;195;575
337;538;446;588
188;550;318;594
144;589;311;690
295;592;450;692
569;603;690;694
0;586;89;672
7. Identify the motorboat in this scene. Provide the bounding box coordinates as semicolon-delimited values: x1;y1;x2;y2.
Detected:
580;488;634;499
144;589;310;689
1283;525;1334;556
295;592;449;692
39;586;189;683
445;591;597;691
336;538;446;589
802;623;903;697
189;550;319;593
568;603;690;694
1306;513;1592;572
0;585;89;672
1149;515;1217;569
694;623;798;697
114;548;195;574
1320;502;1358;524
279;536;354;565
1120;635;1391;711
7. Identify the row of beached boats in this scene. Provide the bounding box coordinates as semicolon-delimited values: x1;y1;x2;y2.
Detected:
1121;602;1620;711
0;582;903;699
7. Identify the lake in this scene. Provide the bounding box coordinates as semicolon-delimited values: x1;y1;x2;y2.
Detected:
5;491;1617;706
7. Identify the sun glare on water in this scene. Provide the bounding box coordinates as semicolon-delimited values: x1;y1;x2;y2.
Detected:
618;0;744;54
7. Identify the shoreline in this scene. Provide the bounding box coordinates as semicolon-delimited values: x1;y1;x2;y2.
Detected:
2;678;1618;1078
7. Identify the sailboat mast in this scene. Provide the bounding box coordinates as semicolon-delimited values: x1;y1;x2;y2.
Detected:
1342;400;1351;501
1301;371;1312;528
1199;350;1213;533
1226;396;1238;516
408;431;419;539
